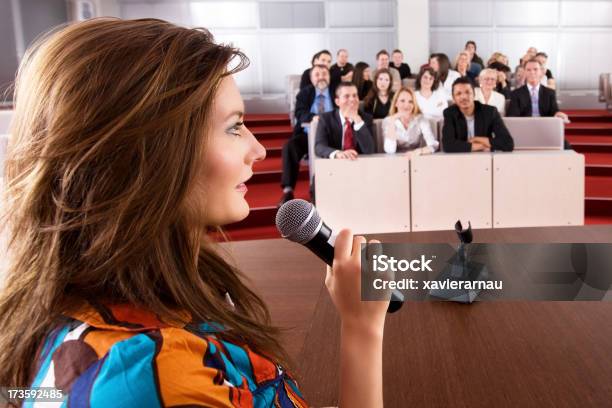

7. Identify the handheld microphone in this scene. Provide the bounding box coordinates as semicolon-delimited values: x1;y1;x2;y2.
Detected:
275;199;403;313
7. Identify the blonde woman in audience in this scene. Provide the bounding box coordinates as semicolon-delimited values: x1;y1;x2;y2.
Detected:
430;53;460;100
415;67;448;120
475;68;506;116
363;68;394;119
383;87;439;155
455;51;476;84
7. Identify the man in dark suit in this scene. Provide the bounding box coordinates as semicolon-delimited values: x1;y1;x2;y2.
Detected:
279;65;335;206
442;77;514;153
315;82;375;159
507;58;570;148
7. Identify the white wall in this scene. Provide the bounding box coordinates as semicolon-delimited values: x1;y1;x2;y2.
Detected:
113;0;398;95
430;0;612;90
397;0;430;74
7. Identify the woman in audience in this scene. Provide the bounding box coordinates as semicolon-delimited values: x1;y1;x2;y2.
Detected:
512;64;526;89
364;68;394;119
429;53;460;100
0;18;389;407
383;87;438;155
475;68;506;116
454;51;476;84
487;60;512;99
353;61;373;99
414;67;448;120
299;49;332;89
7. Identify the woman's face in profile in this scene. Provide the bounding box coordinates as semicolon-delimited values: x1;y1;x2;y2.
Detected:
186;76;265;227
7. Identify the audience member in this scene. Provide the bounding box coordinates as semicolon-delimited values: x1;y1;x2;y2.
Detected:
299;49;332;89
352;61;373;99
507;58;571;148
390;49;412;80
315;82;375;159
280;65;334;205
383;87;438;155
465;40;484;68
330;48;354;84
487;60;512;98
535;51;555;89
465;40;483;78
519;46;538;66
455;51;477;84
373;50;401;92
475;68;506;116
430;53;460;100
512;64;526;89
507;59;567;119
415;67;448;120
442;77;514;153
363;68;394;119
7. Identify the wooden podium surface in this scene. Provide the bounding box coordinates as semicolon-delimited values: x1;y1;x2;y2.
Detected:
221;225;612;407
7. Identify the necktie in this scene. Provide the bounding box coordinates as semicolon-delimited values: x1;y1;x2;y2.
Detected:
343;118;354;150
530;87;540;117
317;94;325;114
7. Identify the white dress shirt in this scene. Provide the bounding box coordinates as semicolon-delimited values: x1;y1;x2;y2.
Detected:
415;89;448;119
442;70;461;100
330;112;365;158
382;114;439;154
474;88;506;116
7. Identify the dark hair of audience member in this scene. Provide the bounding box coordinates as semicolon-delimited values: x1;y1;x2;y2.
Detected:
392;49;402;55
310;49;332;66
376;49;389;59
415;67;440;91
434;53;451;84
465;40;477;49
535;51;548;59
352;61;370;96
363;68;391;108
488;61;511;73
451;76;475;94
334;81;358;97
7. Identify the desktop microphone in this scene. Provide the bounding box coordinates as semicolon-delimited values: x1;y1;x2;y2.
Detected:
275;199;404;313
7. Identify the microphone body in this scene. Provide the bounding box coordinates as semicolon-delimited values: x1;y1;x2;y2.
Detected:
276;199;403;313
304;221;334;265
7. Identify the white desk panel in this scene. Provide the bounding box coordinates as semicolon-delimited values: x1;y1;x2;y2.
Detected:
493;151;584;228
314;154;410;234
411;153;493;231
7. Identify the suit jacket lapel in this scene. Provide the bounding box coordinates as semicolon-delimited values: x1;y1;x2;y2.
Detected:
538;86;546;115
474;103;485;137
335;110;344;150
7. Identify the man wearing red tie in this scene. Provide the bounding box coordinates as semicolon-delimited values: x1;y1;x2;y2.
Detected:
315;82;375;159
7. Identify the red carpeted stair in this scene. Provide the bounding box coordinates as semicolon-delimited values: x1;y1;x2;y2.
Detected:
564;110;612;226
224;110;612;241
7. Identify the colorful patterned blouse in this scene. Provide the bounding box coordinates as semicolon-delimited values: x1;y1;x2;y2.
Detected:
28;304;308;407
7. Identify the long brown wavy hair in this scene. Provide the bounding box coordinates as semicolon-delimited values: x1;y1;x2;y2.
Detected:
0;18;288;388
363;68;393;112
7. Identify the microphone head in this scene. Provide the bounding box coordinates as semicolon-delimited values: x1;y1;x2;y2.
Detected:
275;199;322;244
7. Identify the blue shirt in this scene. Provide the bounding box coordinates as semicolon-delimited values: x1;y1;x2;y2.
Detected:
306;88;333;134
